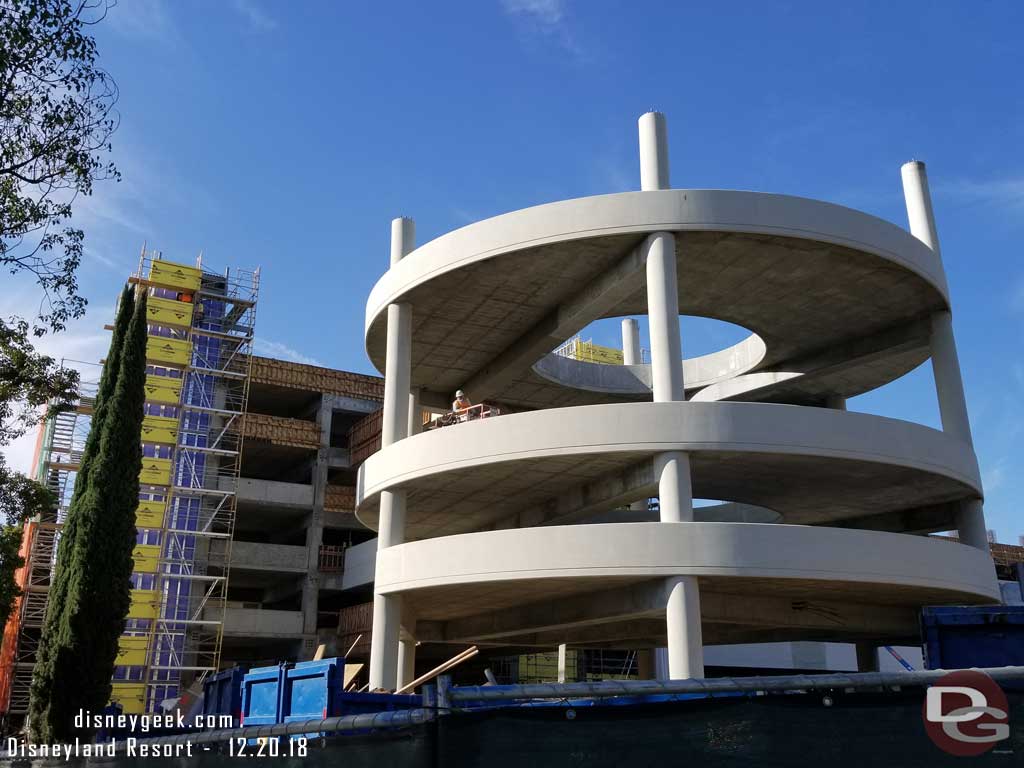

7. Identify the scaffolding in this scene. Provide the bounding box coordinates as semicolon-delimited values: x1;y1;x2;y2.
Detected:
0;252;259;723
115;250;259;714
554;334;650;365
0;364;100;719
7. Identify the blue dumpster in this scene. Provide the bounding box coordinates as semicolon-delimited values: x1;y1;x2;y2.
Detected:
335;691;421;716
283;658;344;722
203;666;248;727
241;664;288;727
922;605;1024;688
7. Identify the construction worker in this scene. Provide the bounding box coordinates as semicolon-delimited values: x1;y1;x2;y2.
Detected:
452;389;472;412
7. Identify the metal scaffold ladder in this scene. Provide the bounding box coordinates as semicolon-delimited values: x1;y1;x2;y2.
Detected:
3;365;100;717
127;250;259;714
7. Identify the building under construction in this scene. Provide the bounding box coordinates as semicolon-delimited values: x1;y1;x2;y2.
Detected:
5;113;1024;727
0;252;384;723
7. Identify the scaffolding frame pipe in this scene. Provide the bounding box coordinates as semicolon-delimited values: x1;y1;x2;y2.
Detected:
447;666;1024;702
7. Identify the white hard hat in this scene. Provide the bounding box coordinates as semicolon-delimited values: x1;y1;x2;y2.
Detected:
455;389;465;397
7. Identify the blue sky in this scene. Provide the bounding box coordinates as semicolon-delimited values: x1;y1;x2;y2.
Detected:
3;1;1022;540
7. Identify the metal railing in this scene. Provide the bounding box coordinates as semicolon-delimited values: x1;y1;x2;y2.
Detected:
60;665;1024;750
445;665;1024;703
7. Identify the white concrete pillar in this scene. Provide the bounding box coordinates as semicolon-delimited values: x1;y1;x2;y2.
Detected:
408;388;422;437
398;618;417;689
645;233;683;402
622;317;647;510
928;311;973;445
557;643;567;684
901;162;989;552
621;318;641;366
369;593;400;690
956;498;989;551
370;217;415;690
665;576;703;678
639;111;702;679
639;111;670;192
655;451;693;523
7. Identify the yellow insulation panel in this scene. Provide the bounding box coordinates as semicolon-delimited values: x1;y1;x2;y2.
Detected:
141;414;179;445
135;500;165;529
128;589;159;619
149;260;201;291
110;683;147;714
146;336;192;367
139;457;172;486
570;341;624;365
132;544;160;573
144;374;182;404
116;636;150;667
146;295;194;327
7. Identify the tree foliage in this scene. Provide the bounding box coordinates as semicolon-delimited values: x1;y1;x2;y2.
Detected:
25;284;130;704
0;315;74;627
1;0;119;333
0;0;119;678
29;290;144;743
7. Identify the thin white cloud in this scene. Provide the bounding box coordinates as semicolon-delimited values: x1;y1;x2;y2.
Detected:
106;0;179;44
231;0;278;32
501;0;586;60
503;0;564;25
253;338;322;367
934;176;1024;215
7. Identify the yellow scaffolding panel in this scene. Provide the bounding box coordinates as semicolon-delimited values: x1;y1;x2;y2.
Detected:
139;457;172;486
149;260;201;291
135;500;165;529
116;636;150;667
110;683;147;714
141;414;179;445
128;589;159;619
144;374;183;404
146;295;194;327
573;340;624;365
146;336;192;367
132;544;161;573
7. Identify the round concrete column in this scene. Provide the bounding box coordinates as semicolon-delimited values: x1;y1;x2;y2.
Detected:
928;311;973;445
645;232;683;402
639;111;670;191
640;112;702;678
398;617;417;689
621;318;641;366
623;317;646;512
408;388;422;437
901;161;989;552
371;217;415;690
654;451;693;523
665;576;703;678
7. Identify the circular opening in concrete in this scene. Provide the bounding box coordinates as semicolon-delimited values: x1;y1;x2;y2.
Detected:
536;316;765;395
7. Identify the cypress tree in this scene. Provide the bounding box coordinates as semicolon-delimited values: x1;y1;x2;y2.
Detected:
29;291;148;741
29;285;134;739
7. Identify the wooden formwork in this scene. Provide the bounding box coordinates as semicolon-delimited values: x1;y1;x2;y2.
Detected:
338;601;374;659
324;484;356;513
250;356;384;401
243;412;320;450
348;409;383;467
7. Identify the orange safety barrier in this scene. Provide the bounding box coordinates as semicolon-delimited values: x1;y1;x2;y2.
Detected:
0;522;34;714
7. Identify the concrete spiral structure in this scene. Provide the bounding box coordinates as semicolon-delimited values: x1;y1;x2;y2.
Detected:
357;113;998;689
